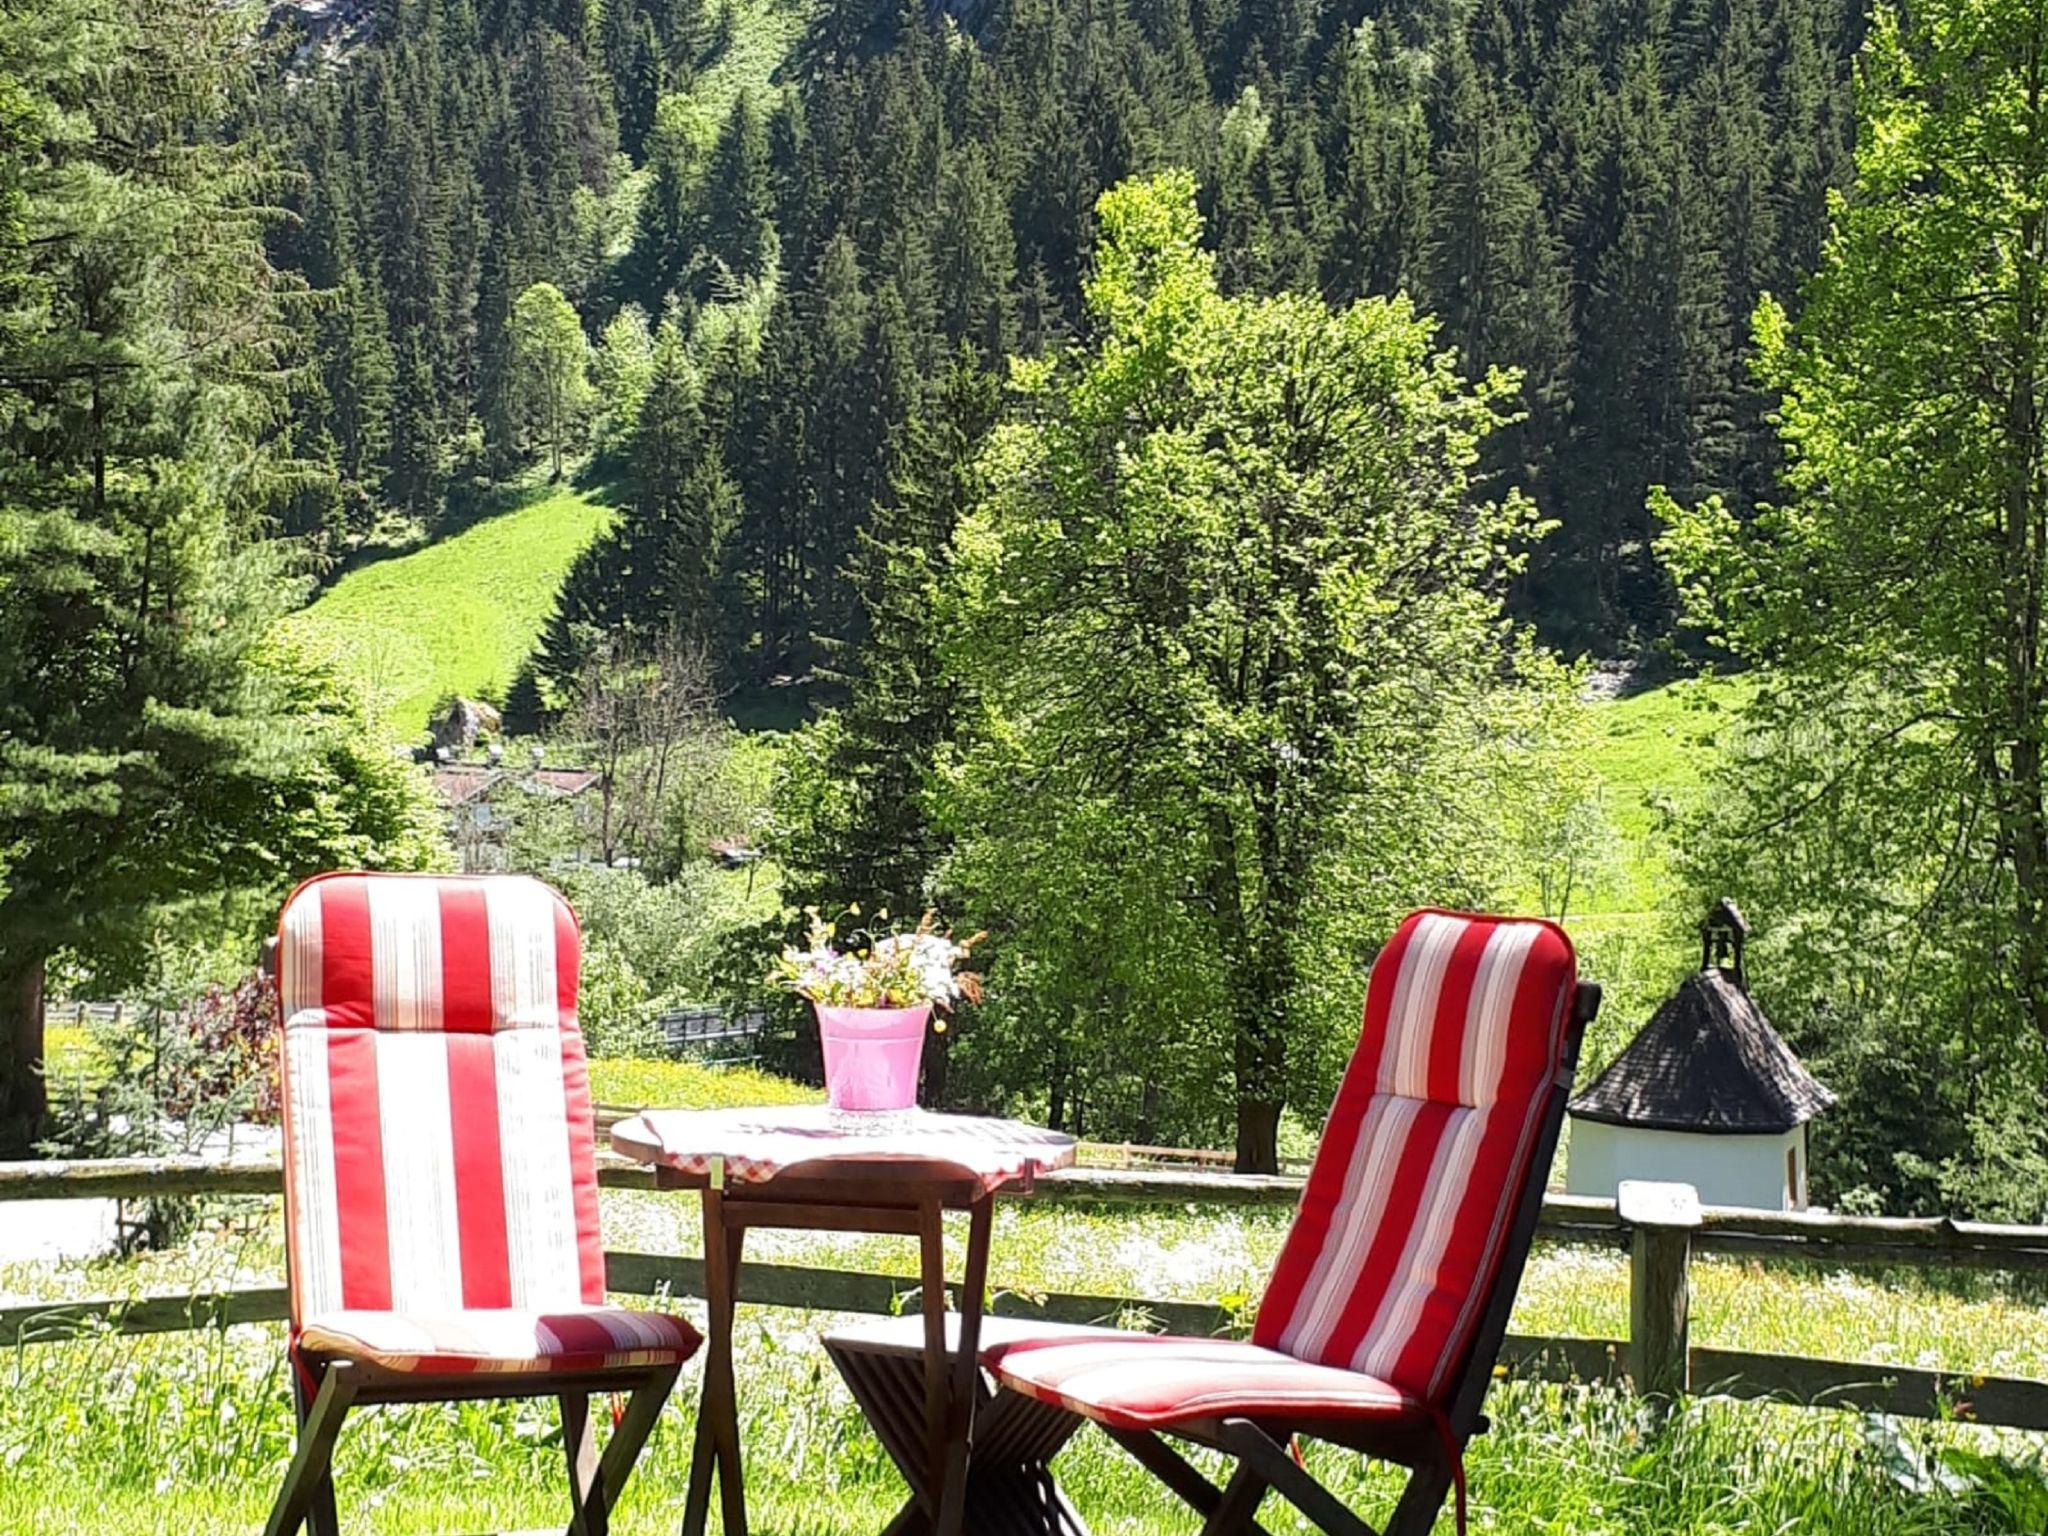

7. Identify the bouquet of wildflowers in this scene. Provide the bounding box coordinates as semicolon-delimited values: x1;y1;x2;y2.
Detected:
772;907;985;1018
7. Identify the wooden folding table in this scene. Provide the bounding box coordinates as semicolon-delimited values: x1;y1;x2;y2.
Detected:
609;1106;1076;1536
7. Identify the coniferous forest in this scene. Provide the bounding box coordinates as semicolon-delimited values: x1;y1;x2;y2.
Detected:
270;0;1859;674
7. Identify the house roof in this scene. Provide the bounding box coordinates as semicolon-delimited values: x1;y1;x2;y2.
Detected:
429;764;600;805
1568;967;1836;1135
431;765;502;806
531;768;600;797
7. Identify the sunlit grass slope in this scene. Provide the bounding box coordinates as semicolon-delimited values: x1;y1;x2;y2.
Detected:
1561;674;1753;1056
1586;676;1750;862
283;486;611;739
1568;675;1749;920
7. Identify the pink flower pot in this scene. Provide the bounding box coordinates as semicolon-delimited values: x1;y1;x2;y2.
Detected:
815;1003;930;1111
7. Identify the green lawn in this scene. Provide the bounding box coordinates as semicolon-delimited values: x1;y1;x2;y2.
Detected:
4;1040;2043;1535
1555;675;1754;1053
3;1183;2039;1535
588;1056;819;1114
25;671;2018;1532
281;484;613;739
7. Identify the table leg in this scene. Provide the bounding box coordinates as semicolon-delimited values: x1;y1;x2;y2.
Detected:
934;1196;993;1536
683;1187;748;1536
916;1198;949;1523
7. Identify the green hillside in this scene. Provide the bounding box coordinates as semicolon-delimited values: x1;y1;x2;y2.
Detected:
283;487;611;739
1587;677;1747;850
1571;676;1747;925
1558;676;1749;1047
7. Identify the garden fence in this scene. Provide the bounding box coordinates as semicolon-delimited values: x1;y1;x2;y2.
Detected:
652;1005;767;1064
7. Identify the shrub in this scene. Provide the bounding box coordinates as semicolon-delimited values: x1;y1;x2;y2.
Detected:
40;968;280;1251
577;939;665;1058
159;974;283;1128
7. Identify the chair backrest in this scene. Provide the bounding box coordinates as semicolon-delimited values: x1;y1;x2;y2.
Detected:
275;872;606;1325
1254;909;1582;1405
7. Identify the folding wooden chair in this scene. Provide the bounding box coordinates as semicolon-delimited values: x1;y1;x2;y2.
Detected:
265;872;701;1536
984;909;1600;1536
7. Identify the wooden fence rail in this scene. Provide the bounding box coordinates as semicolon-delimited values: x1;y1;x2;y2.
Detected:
4;1158;2046;1432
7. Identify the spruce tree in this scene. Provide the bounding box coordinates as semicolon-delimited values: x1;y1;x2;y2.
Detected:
538;320;737;693
1258;109;1331;296
1691;0;1780;511
0;0;428;1150
627;114;696;309
731;295;816;677
1557;41;1684;642
934;146;1017;363
804;232;875;652
387;327;446;515
1425;42;1571;523
699;94;775;291
780;346;1000;918
630;322;732;644
1323;20;1432;304
322;268;398;530
618;14;664;160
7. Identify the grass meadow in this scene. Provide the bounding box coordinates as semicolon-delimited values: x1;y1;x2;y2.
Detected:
7;1050;2048;1534
16;650;2029;1530
281;483;613;738
4;1187;2044;1534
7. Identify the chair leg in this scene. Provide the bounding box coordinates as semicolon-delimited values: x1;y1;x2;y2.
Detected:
1218;1422;1379;1536
1104;1428;1276;1536
1198;1461;1269;1536
292;1364;342;1536
265;1364;356;1536
586;1364;683;1526
1381;1458;1453;1536
562;1392;604;1536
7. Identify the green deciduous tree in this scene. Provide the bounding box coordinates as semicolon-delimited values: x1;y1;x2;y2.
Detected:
1658;0;2048;1216
510;280;594;478
591;304;658;459
941;173;1562;1171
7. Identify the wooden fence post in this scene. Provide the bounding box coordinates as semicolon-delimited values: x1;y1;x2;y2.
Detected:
1620;1180;1702;1401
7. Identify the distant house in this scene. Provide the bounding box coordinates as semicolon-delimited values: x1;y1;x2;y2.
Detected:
430;756;604;872
1564;900;1836;1211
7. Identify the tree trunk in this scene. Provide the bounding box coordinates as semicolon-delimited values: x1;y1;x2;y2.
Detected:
1235;1095;1282;1175
0;952;47;1157
1233;990;1290;1173
2002;116;2048;1046
1048;1038;1067;1132
1204;799;1293;1175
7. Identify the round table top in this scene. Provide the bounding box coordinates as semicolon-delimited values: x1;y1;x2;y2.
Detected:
610;1104;1078;1193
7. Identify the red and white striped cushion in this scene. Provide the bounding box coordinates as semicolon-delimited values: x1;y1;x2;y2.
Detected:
298;1305;699;1376
1254;909;1577;1404
986;1330;1418;1432
277;874;609;1324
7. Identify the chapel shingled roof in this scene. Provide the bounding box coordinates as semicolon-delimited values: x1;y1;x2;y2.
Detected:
1567;962;1835;1136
